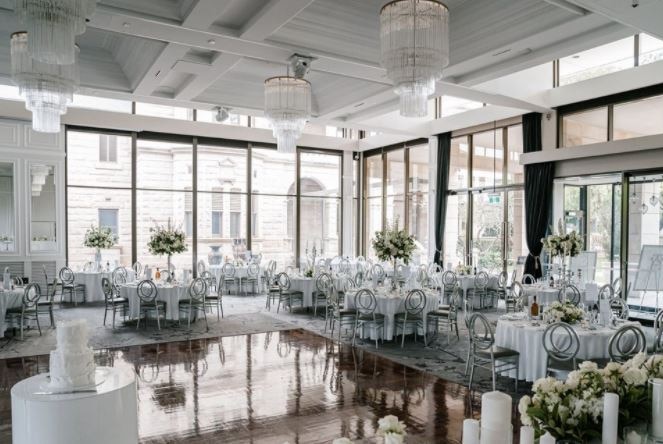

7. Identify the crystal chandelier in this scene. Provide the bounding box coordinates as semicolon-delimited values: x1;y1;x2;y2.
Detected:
380;0;450;117
264;55;313;154
15;0;96;65
11;31;79;133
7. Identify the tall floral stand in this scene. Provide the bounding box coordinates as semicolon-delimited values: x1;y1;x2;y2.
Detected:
94;248;102;271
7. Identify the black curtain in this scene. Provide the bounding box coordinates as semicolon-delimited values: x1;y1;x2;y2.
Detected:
433;132;452;265
523;112;554;278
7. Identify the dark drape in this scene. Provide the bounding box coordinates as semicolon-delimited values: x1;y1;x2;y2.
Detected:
523;112;554;278
433;132;452;265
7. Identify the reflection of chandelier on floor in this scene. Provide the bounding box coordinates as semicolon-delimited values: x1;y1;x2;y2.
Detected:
15;0;96;65
380;0;450;117
264;55;313;154
11;32;79;133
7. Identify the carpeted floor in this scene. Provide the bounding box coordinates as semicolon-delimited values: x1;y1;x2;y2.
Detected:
0;293;531;397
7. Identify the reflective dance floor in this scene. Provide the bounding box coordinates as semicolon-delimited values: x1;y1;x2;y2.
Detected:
0;329;486;443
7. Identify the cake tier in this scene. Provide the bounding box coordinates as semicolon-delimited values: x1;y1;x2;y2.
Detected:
48;348;96;390
55;319;91;353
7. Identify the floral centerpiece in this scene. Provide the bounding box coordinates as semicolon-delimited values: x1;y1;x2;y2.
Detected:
545;301;585;324
84;225;117;269
455;264;472;276
147;219;187;275
541;220;583;258
520;354;663;441
372;218;416;266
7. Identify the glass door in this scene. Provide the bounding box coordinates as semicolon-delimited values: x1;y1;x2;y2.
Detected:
472;192;505;273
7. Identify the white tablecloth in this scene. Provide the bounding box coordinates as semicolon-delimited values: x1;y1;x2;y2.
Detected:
495;319;639;382
344;289;439;341
290;277;315;307
121;283;187;320
522;284;592;308
457;275;499;307
74;270;136;302
209;265;263;292
0;287;24;334
11;367;138;444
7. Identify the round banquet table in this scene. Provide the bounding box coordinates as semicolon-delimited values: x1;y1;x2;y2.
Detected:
521;283;593;308
0;287;25;334
11;366;138;444
494;318;642;382
344;288;439;341
208;264;263;292
457;275;499;306
75;270;137;302
289;276;315;307
120;283;187;320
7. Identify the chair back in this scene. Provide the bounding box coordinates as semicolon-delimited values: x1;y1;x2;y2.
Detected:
655;309;663;353
497;271;508;289
542;322;580;362
557;285;581;306
200;271;216;291
370;264;385;281
608;325;646;363
13;276;23;286
510;269;517;286
354;289;377;316
339;258;351;274
47;278;58;301
315;273;333;294
197;260;206;275
475;271;489;290
112;267;127;285
268;260;277;274
612;277;623;297
354;271;364;287
442;270;457;290
511;282;525;309
522;274;536;285
609;297;629;320
222;262;236;278
101;277;112;300
22;283;40;309
467;313;495;350
275;272;291;291
42;264;49;283
247;263;260;278
59;267;75;285
599;284;614;300
132;261;143;276
188;278;207;302
415;267;428;286
404;289;427;317
136;280;158;303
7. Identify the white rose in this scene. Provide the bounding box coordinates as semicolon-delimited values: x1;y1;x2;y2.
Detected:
377;415;406;435
383;433;405;444
579;361;598;373
518;396;531;417
623;367;648;386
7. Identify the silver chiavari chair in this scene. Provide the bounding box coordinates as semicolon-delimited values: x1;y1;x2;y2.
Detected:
5;283;41;339
542;322;580;379
352;289;384;349
314;273;333;317
557;285;581;306
135;280;165;330
521;274;536;285
179;278;208;331
608;324;646;363
395;289;427;348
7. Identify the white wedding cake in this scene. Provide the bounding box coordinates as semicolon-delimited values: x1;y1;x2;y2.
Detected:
48;320;96;390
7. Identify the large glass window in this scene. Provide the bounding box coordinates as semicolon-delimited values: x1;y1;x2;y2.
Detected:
136;138;194;271
299;151;342;259
472;129;504;188
135;102;194;120
559;37;635;86
613;95;663;140
363;142;430;261
66;131;133;268
443;194;467;268
450;136;469;190
250;148;296;266
639;34;663;66
561;107;608;147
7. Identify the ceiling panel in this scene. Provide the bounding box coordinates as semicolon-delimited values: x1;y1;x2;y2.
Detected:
99;0;186;22
212;0;268;30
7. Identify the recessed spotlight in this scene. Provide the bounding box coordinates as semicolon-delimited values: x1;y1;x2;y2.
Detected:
208;39;216;45
122;22;131;28
573;55;580;59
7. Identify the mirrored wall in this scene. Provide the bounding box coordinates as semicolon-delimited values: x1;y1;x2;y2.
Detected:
30;163;57;253
0;162;15;252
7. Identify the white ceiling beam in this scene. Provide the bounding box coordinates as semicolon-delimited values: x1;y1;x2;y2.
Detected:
131;0;233;96
542;0;589;16
438;82;550;113
564;0;663;39
174;0;315;101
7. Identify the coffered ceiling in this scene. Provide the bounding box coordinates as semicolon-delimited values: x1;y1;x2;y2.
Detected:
0;0;647;136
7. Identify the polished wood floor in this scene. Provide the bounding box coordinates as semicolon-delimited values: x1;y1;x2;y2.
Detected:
0;329;499;443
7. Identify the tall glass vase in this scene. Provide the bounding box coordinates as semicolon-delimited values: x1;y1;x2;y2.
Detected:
167;255;172;283
94;248;102;271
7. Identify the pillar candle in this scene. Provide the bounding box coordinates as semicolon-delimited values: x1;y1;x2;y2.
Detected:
462;419;480;444
602;392;619;444
480;391;512;444
652;378;663;438
519;426;534;444
539;432;555;444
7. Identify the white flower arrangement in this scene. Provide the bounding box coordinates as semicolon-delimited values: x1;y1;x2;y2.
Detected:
0;234;13;242
520;353;663;441
541;219;583;258
454;264;472;275
83;225;116;250
372;218;416;264
330;414;407;444
147;220;187;256
544;301;585;324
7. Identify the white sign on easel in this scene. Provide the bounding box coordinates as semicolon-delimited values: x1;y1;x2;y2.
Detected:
633;245;663;313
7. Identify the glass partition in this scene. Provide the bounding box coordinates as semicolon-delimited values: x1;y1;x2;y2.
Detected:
30;163;57;252
0;162;15;252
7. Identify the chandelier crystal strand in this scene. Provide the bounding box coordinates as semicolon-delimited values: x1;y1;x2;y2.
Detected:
15;0;96;65
380;0;449;117
11;32;79;133
264;76;311;153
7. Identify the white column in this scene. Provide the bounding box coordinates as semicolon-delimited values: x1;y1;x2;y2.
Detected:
428;136;438;263
342;151;354;256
